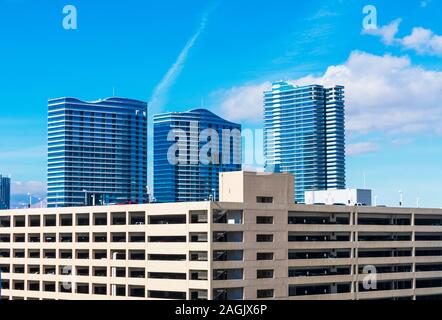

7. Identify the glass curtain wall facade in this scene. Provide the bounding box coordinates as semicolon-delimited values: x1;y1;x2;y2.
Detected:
154;109;241;203
264;81;345;203
47;97;148;208
0;175;11;210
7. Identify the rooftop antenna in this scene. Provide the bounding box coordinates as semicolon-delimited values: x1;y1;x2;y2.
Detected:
363;172;367;189
112;87;116;97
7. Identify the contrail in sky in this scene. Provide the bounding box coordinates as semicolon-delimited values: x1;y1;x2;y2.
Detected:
149;3;218;112
147;3;218;194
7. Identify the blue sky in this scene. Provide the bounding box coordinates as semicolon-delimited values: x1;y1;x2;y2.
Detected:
1;0;442;208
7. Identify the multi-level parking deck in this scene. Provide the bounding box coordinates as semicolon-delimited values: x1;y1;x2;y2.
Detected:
1;171;442;300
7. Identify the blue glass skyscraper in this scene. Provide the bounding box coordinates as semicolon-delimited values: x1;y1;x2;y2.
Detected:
154;109;241;203
0;175;11;210
47;97;148;208
264;81;345;203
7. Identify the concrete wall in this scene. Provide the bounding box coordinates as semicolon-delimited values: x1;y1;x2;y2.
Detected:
220;171;294;205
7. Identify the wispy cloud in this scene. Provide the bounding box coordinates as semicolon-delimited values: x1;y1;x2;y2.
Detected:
391;138;414;146
347;142;380;156
149;3;218;112
0;145;46;160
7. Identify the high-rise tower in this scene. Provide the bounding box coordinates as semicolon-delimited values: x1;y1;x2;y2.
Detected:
47;97;148;207
264;81;345;203
154;109;241;203
0;175;11;210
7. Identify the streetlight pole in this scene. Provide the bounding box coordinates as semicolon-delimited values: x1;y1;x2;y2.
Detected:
398;190;403;207
27;193;32;208
83;189;88;206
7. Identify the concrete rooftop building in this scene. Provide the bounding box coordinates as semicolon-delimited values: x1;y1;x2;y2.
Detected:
305;189;372;206
1;172;442;300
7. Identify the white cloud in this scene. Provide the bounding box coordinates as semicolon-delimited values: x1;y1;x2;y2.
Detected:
401;27;442;56
364;19;442;57
391;138;414;146
291;51;442;134
363;19;401;45
217;51;442;136
347;142;379;156
217;82;271;122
